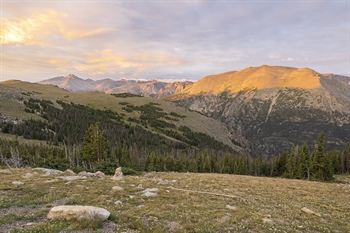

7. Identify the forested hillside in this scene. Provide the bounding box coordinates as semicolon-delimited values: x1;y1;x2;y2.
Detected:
1;81;350;181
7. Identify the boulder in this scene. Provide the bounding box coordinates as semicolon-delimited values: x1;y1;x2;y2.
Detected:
64;169;76;176
301;207;321;217
0;169;12;174
22;173;36;179
58;176;85;181
47;205;110;222
111;186;124;192
78;171;96;178
95;171;105;178
34;168;63;176
225;205;236;210
12;181;24;185
141;188;159;197
111;167;123;180
114;200;122;206
262;218;274;224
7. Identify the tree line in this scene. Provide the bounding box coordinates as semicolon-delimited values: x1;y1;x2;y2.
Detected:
0;98;349;181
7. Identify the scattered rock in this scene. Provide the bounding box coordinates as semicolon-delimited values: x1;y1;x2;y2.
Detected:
78;171;96;178
95;171;105;178
225;205;236;211
343;185;350;189
142;191;158;197
12;181;24;185
22;173;36;179
47;205;110;222
34;168;63;176
111;167;123;180
64;169;76;176
217;215;230;224
262;218;274;224
301;207;321;217
136;204;145;209
0;169;12;174
167;221;183;232
137;184;143;188
141;188;159;197
114;200;123;206
44;179;59;183
111;186;124;192
143;188;159;193
58;176;85;181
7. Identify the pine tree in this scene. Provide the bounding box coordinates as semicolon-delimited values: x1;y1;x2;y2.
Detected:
81;122;109;170
297;143;310;179
285;145;296;178
311;132;333;181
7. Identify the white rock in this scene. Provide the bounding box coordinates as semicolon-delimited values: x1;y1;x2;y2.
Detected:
301;207;321;217
0;169;12;174
142;191;158;197
78;171;96;178
22;173;36;178
111;186;124;192
95;171;105;178
44;179;59;183
262;218;273;224
34;168;63;176
64;169;76;176
12;181;24;185
225;205;236;210
111;167;123;180
114;200;122;206
136;205;145;209
59;176;85;181
142;188;159;193
47;205;110;222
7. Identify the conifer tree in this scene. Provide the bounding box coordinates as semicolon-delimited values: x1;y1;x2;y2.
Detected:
285;145;296;178
81;122;109;169
297;143;310;179
311;132;333;181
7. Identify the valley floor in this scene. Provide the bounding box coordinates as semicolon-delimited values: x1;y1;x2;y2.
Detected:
0;168;349;232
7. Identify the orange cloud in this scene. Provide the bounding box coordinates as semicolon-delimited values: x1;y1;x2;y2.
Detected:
0;9;112;45
1;10;67;45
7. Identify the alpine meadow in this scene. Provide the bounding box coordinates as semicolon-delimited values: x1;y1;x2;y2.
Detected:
1;1;350;232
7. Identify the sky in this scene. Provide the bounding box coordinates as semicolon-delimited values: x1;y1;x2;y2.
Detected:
0;0;349;82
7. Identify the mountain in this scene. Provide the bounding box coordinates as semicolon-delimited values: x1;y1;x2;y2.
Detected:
169;65;350;155
40;74;192;98
0;80;242;153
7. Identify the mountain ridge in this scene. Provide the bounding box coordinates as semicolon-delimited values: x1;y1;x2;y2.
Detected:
169;65;350;155
39;74;192;98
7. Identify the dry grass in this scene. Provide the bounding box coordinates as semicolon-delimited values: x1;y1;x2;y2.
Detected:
0;168;349;232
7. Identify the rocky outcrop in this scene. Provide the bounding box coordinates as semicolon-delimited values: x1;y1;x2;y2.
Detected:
47;205;110;221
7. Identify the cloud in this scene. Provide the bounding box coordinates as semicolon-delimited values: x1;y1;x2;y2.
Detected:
0;9;113;45
71;49;189;76
1;1;348;82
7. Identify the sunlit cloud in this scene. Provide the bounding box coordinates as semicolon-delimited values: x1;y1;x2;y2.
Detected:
1;10;67;45
1;1;348;82
0;9;113;45
72;49;188;76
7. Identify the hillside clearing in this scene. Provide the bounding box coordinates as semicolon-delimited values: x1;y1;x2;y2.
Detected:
0;169;349;232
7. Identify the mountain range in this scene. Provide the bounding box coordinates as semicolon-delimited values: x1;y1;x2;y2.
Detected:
40;74;192;98
2;65;350;156
170;65;350;155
